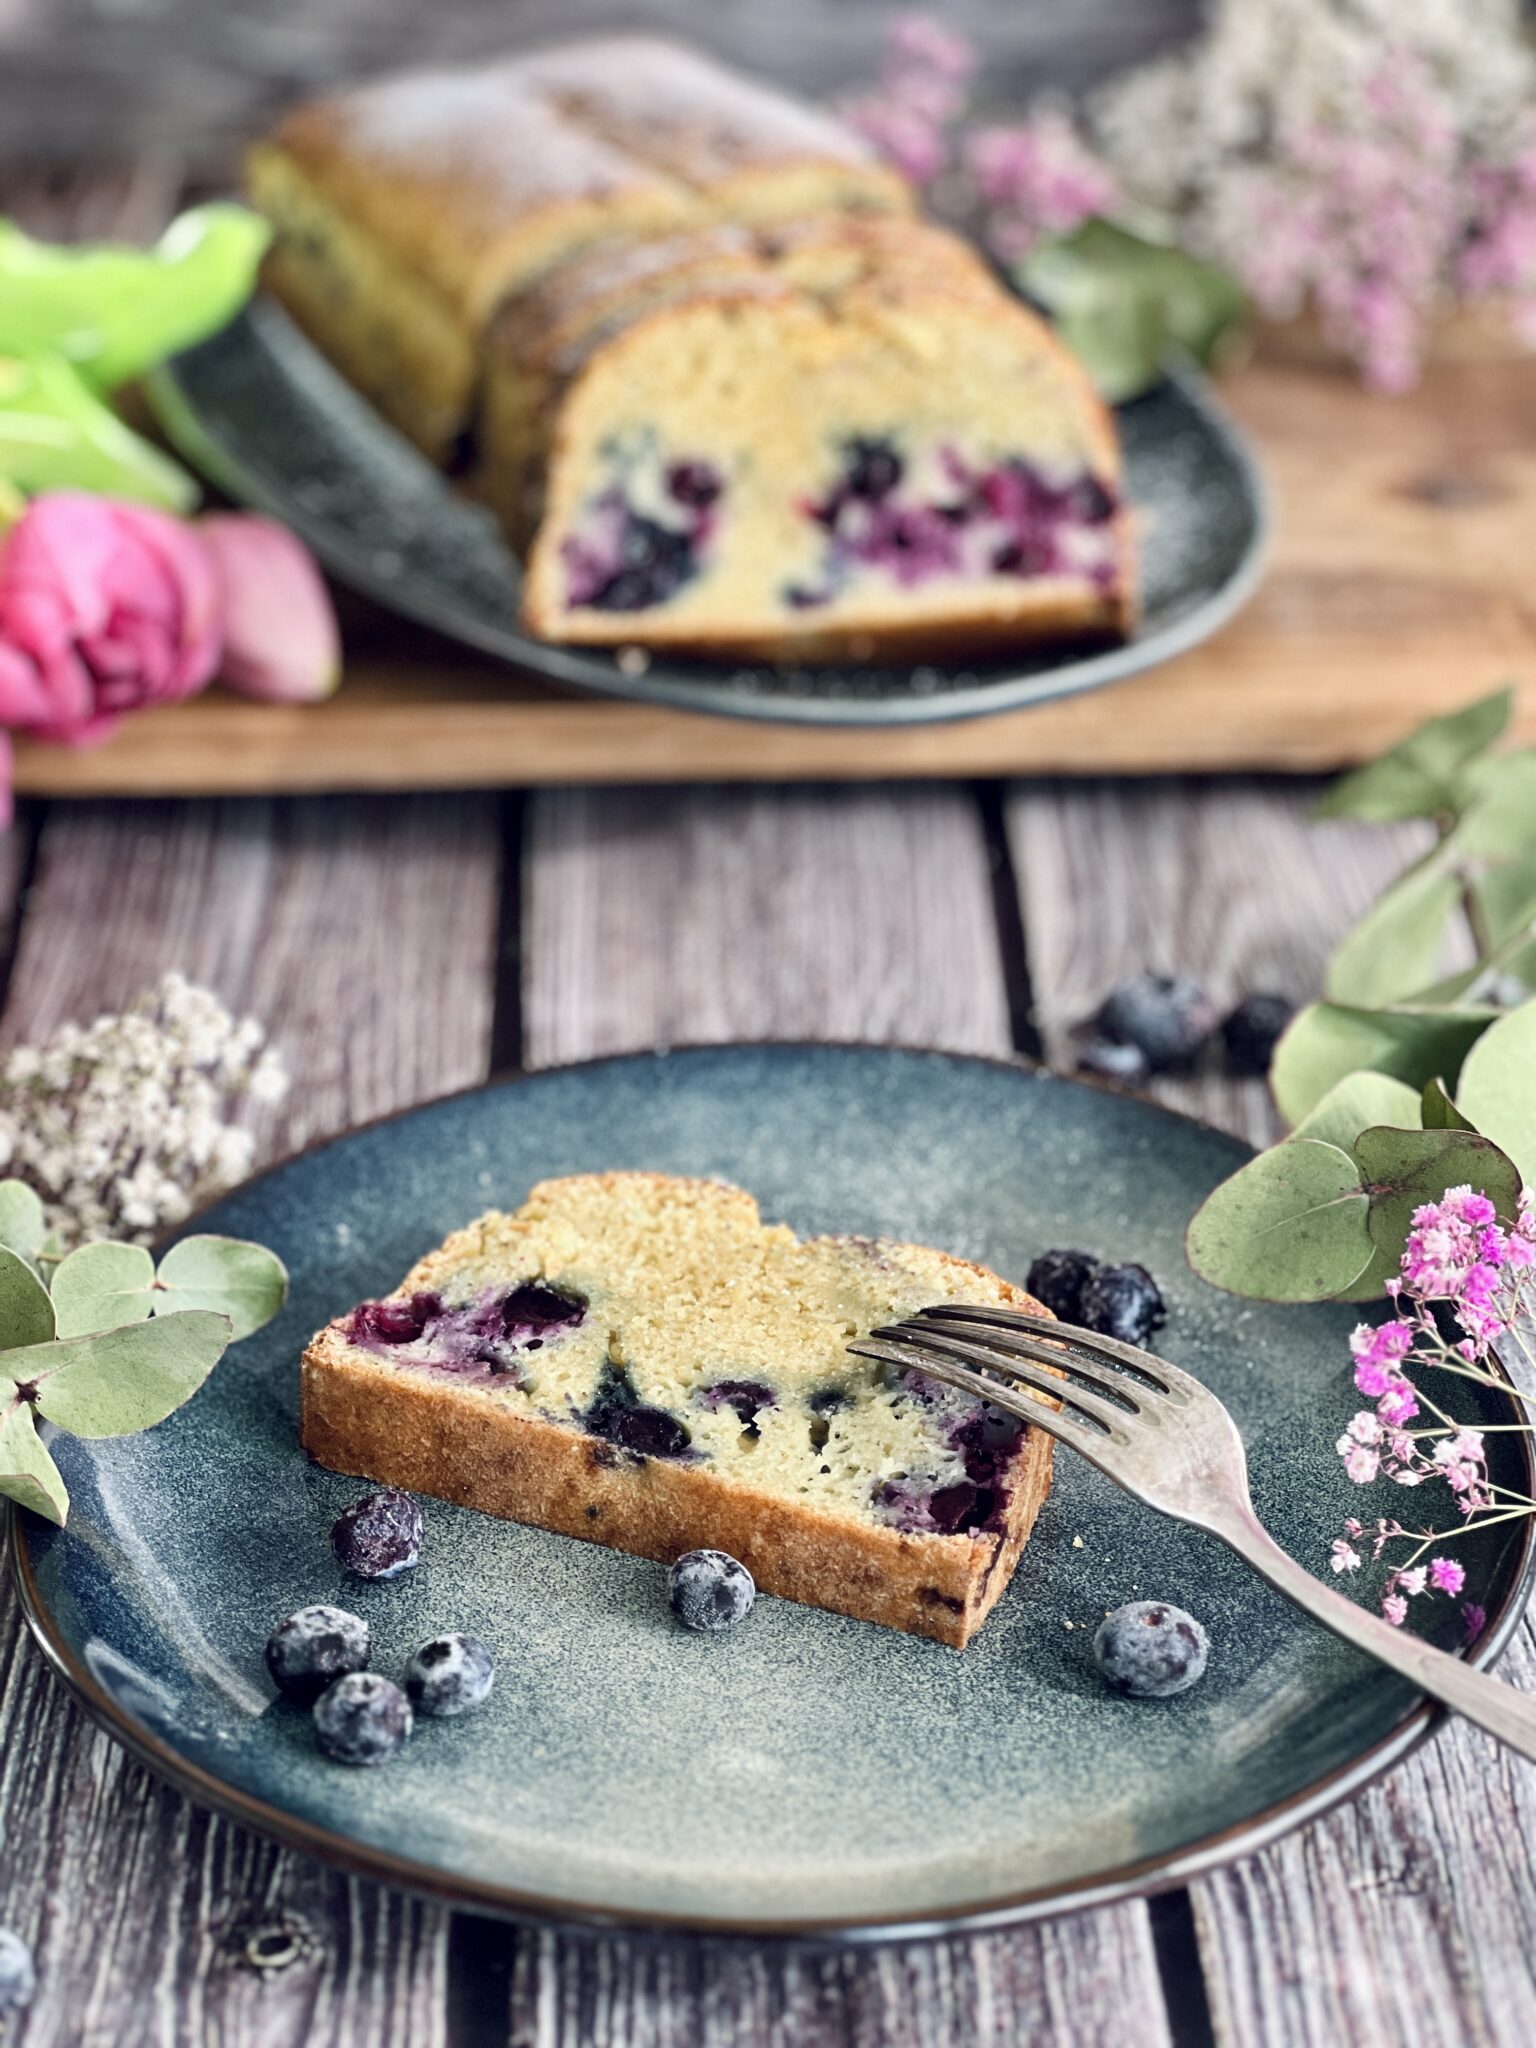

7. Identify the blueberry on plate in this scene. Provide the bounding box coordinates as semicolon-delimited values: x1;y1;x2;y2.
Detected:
264;1604;372;1706
404;1633;495;1718
1026;1248;1101;1324
1222;992;1295;1075
313;1671;414;1764
1092;973;1218;1072
1079;1262;1167;1348
669;1549;756;1632
1093;1601;1209;1698
0;1927;35;2013
331;1489;424;1580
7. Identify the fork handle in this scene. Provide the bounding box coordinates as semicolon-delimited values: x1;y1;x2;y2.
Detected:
1211;1503;1536;1765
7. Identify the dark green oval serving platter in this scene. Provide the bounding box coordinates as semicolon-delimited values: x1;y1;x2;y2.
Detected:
10;1046;1533;1939
148;298;1268;729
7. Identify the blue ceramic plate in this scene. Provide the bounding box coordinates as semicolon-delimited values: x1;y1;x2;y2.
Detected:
11;1047;1532;1938
148;299;1267;729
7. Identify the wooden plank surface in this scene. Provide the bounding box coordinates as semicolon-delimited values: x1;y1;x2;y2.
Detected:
1006;775;1536;2048
8;350;1533;797
0;792;503;2047
517;779;1174;2048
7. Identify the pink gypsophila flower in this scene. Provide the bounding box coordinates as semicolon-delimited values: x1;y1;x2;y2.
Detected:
1351;1318;1414;1394
888;14;976;83
1330;1539;1361;1574
1376;1381;1419;1428
1429;1557;1466;1595
1382;1593;1408;1627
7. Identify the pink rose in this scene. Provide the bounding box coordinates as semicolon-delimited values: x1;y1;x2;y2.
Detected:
0;492;222;750
198;514;340;704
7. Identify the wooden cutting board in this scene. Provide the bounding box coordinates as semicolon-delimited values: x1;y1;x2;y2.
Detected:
13;352;1536;796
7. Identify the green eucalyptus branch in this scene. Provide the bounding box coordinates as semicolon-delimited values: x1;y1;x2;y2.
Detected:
1189;688;1536;1303
0;1177;286;1526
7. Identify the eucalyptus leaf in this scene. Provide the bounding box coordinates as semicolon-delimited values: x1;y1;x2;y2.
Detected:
51;1241;155;1339
155;1235;287;1341
1271;1002;1497;1128
1314;689;1512;822
1334;1240;1407;1304
1324;852;1463;1008
1456;998;1536;1187
1354;1126;1524;1263
1470;851;1536;995
15;1309;230;1438
0;204;270;389
0;1394;68;1524
1019;218;1246;402
0;1181;45;1262
0;350;197;510
1454;753;1536;862
1291;1072;1422;1152
1185;1138;1374;1301
1421;1078;1477;1132
0;1246;56;1354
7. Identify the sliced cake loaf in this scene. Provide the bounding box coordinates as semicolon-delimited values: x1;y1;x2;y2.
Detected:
249;38;909;463
510;214;1133;659
302;1173;1055;1647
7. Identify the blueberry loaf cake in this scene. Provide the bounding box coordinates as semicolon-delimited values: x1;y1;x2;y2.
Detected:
249;37;909;464
302;1173;1056;1647
508;213;1132;659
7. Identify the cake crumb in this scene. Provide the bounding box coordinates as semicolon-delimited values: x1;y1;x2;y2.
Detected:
616;645;651;677
1072;1535;1084;1549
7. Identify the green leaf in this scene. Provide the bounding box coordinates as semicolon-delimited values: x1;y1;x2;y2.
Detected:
0;350;197;510
1421;1078;1476;1132
1019;217;1246;402
0;1246;56;1354
1291;1072;1423;1151
0;1181;45;1261
1324;851;1464;1008
1271;1002;1498;1127
1353;1126;1524;1264
155;1236;287;1341
1334;1240;1406;1304
0;1394;68;1524
15;1310;230;1438
1185;1138;1374;1301
1315;689;1513;822
1456;998;1536;1187
1470;852;1536;995
1454;752;1536;861
0;204;270;390
50;1241;155;1339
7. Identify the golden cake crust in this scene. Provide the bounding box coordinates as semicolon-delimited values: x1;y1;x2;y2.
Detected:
300;1171;1057;1649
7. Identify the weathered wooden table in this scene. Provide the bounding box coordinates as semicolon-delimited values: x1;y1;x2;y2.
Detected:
4;38;1536;2045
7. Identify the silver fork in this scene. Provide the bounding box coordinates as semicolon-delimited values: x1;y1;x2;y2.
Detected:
850;1304;1536;1762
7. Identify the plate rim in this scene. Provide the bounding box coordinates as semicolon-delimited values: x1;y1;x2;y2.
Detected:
10;1040;1533;1943
147;302;1272;731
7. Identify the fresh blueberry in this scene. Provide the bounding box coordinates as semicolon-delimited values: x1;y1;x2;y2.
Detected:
1026;1248;1102;1324
668;1549;756;1632
1079;1262;1167;1348
1222;993;1296;1075
346;1291;443;1346
403;1633;495;1718
0;1928;35;2013
844;437;904;500
499;1282;585;1345
590;515;697;611
264;1604;372;1706
666;459;723;508
1076;1037;1152;1086
313;1671;413;1764
1093;1601;1209;1697
1092;974;1219;1072
331;1489;424;1580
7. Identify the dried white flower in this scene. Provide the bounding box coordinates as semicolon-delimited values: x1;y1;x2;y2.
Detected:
0;972;288;1249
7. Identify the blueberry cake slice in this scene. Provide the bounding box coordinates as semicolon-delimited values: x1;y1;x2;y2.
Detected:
512;215;1133;660
302;1173;1056;1647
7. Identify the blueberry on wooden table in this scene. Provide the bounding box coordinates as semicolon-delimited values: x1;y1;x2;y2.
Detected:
0;1927;35;2012
1222;992;1296;1074
1090;973;1219;1072
404;1633;495;1718
265;1604;372;1706
331;1489;424;1579
1094;1602;1209;1698
669;1550;756;1632
313;1672;414;1765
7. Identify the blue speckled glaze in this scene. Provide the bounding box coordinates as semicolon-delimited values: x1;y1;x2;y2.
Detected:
11;1047;1533;1936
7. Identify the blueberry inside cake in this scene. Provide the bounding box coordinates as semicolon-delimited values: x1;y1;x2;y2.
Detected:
302;1172;1055;1646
